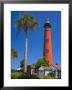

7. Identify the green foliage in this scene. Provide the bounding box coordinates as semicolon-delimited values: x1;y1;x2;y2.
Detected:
20;60;24;68
11;72;25;79
11;72;39;79
35;58;49;69
32;63;36;68
11;69;16;73
20;60;31;72
38;72;55;79
47;72;55;77
15;14;39;32
30;74;39;79
47;72;55;79
43;76;55;79
11;70;55;79
11;48;18;59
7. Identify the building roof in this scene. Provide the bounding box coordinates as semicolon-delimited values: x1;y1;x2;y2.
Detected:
38;66;46;70
38;64;61;71
52;64;61;70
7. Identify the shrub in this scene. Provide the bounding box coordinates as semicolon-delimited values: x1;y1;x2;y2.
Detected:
48;72;55;77
11;72;25;79
11;72;39;79
30;74;39;79
47;72;55;79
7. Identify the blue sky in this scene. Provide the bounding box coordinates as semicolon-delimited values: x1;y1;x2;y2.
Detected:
11;11;61;69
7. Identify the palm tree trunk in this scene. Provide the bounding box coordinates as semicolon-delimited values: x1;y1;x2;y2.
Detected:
24;30;28;72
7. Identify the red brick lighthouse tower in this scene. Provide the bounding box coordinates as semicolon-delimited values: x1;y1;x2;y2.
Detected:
43;19;52;65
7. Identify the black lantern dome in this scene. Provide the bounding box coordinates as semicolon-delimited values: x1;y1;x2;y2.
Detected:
44;18;51;28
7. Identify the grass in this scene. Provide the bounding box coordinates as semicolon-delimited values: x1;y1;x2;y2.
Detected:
38;72;55;79
11;71;55;79
38;75;55;79
43;75;55;79
11;72;40;79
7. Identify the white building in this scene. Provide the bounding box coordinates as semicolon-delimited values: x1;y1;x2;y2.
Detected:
38;64;61;79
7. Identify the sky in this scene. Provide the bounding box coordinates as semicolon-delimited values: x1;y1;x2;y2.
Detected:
11;11;61;69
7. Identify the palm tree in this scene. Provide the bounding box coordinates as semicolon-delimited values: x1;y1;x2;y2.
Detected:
15;14;38;72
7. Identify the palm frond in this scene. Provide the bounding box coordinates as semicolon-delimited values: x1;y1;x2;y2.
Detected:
15;19;22;36
30;21;39;30
15;20;21;29
15;14;39;32
33;21;39;27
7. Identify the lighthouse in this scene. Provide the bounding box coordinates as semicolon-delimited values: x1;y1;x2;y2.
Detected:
43;18;52;65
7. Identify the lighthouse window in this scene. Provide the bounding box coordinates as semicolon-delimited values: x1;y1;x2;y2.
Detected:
45;49;49;53
45;39;49;42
